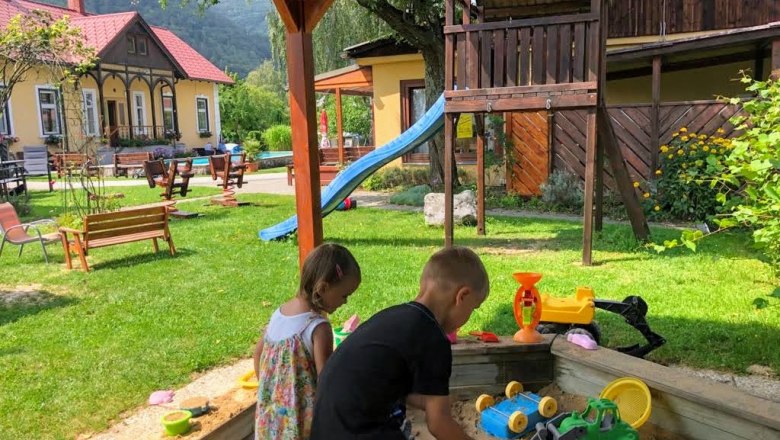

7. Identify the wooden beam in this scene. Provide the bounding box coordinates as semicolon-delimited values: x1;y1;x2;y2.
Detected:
444;114;455;247
304;0;336;33
335;87;344;164
271;0;298;32
476;115;485;236
444;93;597;113
444;82;597;98
286;31;323;267
772;39;780;80
582;108;596;266
598;108;650;241
650;56;662;176
594;128;604;232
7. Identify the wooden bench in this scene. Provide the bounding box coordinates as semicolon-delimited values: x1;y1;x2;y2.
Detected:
52;153;94;178
114;152;152;177
286;147;375;186
59;205;175;272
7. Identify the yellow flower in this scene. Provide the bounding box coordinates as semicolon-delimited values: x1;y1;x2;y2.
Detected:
681;136;689;142
698;134;707;140
691;144;697;150
655;169;662;176
717;128;725;134
660;145;669;153
672;132;679;137
633;181;640;188
697;141;704;145
680;127;688;132
702;146;709;152
677;149;684;155
643;192;650;199
654;205;660;211
668;154;674;159
689;132;698;138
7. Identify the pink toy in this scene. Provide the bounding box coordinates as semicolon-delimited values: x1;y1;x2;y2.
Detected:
342;314;361;332
567;332;598;350
148;390;175;405
447;330;458;344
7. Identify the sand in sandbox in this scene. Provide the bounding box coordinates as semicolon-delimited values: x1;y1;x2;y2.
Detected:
409;384;678;440
156;387;256;439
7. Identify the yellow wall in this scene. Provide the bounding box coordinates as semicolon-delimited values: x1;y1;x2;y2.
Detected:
358;54;425;167
606;60;765;104
173;79;219;148
4;69;220;154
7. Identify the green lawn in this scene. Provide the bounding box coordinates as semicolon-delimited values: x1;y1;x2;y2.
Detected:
1;189;778;439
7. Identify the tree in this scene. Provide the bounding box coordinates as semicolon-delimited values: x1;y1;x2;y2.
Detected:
219;73;289;142
0;10;96;124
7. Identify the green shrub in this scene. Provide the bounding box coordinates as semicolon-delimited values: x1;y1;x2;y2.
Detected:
540;170;583;212
243;130;265;159
636;128;731;222
262;125;292;151
716;75;780;274
361;166;471;191
389;184;431;206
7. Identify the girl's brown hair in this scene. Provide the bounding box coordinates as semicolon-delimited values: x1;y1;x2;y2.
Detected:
298;243;361;313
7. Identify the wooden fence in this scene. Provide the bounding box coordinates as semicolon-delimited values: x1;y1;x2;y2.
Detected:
515;100;742;192
607;0;780;38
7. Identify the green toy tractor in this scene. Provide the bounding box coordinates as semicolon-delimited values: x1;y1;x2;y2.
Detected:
531;398;638;440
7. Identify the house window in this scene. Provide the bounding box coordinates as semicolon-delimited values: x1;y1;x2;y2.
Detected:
127;36;136;54
37;87;61;136
401;80;476;164
162;94;175;132
0;87;11;136
137;37;148;56
196;97;209;133
82;89;99;136
132;91;147;136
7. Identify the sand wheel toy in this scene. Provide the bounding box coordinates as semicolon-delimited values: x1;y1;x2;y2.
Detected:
513;272;544;343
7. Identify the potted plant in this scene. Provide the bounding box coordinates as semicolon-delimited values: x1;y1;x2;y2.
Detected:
242;131;264;173
44;134;62;146
198;130;212;138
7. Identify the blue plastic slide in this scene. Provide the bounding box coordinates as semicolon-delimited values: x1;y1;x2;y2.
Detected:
259;94;445;241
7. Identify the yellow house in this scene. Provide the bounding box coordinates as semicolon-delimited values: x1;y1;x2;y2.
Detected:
316;0;780;194
0;0;233;157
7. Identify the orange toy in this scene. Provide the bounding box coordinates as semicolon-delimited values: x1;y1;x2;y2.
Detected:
513;272;544;343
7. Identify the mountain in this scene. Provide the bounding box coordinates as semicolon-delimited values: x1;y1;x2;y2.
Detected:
37;0;272;77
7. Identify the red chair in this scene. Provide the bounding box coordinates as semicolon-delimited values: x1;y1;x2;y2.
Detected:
0;202;59;263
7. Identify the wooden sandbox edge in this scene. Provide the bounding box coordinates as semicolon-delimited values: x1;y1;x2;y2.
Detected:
200;402;254;440
551;338;780;440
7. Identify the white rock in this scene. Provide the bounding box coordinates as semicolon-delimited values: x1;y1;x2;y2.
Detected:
424;190;477;226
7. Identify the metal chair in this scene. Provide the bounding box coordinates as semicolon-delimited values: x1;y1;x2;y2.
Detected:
0;202;59;263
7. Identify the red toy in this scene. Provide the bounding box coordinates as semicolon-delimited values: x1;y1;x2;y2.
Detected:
470;331;500;342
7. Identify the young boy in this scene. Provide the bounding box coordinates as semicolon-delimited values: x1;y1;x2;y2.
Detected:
310;246;489;440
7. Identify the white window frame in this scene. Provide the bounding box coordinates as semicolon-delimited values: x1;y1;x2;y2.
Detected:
161;93;175;132
132;91;147;136
35;85;62;137
196;96;210;133
82;88;100;136
0;84;14;137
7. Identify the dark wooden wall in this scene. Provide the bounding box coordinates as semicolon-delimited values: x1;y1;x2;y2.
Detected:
608;0;780;38
507;100;742;192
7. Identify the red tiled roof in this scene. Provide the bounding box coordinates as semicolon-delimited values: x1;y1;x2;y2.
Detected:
0;0;233;84
71;12;136;53
152;26;233;84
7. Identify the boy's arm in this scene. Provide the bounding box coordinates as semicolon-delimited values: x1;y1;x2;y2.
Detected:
253;338;264;380
424;395;472;440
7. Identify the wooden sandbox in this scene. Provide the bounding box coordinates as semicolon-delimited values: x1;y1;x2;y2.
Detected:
196;335;779;440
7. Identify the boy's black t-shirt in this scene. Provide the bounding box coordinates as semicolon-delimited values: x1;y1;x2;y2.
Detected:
310;302;452;439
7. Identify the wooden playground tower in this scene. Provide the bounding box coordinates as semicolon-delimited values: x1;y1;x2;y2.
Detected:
443;0;648;265
272;0;648;266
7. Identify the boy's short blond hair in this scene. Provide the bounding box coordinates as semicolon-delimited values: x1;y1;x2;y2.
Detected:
420;246;489;296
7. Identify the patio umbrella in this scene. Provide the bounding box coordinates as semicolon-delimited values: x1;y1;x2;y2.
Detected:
319;109;330;147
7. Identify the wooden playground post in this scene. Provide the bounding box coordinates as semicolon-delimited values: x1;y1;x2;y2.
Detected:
271;0;334;267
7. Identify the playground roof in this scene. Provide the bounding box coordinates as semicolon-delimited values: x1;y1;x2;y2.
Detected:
314;65;373;96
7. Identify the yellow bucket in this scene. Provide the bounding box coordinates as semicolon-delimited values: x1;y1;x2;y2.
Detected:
599;377;652;429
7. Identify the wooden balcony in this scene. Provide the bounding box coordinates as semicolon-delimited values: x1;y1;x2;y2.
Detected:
444;11;600;113
104;125;169;146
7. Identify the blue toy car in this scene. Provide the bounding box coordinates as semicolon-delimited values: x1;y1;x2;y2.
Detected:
476;381;558;438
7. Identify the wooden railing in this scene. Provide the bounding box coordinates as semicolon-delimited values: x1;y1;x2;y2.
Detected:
105;126;168;143
445;13;600;93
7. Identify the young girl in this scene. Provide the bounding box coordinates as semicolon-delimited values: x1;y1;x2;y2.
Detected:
254;243;361;440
